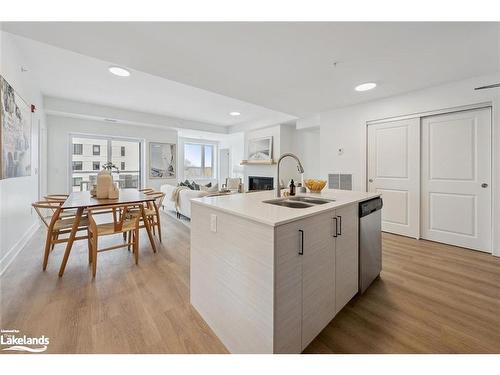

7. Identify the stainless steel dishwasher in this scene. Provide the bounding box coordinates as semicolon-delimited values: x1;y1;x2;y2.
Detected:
359;197;383;294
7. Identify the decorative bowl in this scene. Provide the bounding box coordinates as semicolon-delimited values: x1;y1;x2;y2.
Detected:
304;179;327;193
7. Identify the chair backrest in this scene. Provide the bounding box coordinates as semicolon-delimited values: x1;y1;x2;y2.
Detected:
146;192;166;210
87;203;142;234
226;178;241;190
32;200;64;228
43;194;68;215
44;194;69;202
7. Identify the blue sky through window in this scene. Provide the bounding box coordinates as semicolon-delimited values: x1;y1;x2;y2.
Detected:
185;143;202;167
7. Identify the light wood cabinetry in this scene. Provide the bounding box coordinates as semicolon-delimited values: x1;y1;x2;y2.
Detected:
334;203;359;314
191;201;360;353
274;205;358;352
301;210;336;348
274;210;336;352
191;204;275;354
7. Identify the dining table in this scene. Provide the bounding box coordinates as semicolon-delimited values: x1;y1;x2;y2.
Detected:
58;189;158;277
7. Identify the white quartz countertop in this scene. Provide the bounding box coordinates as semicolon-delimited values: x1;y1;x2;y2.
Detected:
191;189;381;227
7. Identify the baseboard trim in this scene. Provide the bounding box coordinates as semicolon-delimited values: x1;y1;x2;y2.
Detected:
0;222;39;276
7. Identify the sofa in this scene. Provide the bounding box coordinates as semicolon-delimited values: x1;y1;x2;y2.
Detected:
160;184;210;219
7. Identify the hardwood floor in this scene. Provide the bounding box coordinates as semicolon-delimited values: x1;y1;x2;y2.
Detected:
0;213;227;354
305;233;500;353
1;214;499;353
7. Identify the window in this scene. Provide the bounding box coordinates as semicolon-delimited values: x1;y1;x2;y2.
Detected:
71;136;142;192
183;142;214;179
72;161;83;171
72;177;82;187
73;144;83;155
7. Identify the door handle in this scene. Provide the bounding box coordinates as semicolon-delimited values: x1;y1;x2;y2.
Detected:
332;217;338;237
369;179;374;183
337;215;342;236
481;183;488;188
298;230;304;255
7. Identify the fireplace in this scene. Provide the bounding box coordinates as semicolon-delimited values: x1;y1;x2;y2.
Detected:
248;176;274;191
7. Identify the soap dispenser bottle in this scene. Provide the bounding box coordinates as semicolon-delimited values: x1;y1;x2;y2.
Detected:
289;179;296;196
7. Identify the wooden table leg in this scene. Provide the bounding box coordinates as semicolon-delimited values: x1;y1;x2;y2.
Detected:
140;205;157;253
58;207;84;277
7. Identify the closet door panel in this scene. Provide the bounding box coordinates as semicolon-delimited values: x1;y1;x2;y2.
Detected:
367;118;420;238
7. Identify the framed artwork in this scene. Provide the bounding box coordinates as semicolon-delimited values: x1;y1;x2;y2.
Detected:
0;75;32;179
149;142;176;178
247;136;273;161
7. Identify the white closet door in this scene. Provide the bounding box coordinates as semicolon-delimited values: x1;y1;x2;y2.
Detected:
367;118;420;238
421;108;492;252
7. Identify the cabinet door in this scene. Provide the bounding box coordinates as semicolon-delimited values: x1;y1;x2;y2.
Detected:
301;210;336;349
274;219;304;353
335;204;359;314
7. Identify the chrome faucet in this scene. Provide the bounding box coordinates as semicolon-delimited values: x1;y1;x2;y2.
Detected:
276;153;305;197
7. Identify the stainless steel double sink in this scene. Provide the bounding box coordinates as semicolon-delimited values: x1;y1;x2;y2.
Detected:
263;196;335;208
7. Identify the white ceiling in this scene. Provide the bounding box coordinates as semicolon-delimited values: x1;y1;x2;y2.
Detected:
3;22;500;123
3;32;295;129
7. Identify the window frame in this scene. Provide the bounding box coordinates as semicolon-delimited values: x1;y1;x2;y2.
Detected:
121;146;126;157
69;133;146;192
72;177;83;187
72;161;83;171
180;137;218;181
92;161;100;171
92;144;101;156
73;143;83;155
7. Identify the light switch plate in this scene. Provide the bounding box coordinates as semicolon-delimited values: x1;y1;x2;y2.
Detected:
210;214;217;232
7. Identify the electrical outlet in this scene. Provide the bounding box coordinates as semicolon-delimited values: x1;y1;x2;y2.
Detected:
210;214;217;233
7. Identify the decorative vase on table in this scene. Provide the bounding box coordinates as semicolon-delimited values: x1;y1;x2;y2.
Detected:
96;169;113;199
108;182;119;199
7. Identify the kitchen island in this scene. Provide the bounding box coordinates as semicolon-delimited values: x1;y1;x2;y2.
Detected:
190;189;380;353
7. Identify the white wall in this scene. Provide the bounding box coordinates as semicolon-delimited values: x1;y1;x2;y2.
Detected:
294;127;320;180
300;73;500;256
46;115;178;193
0;31;46;273
218;132;245;183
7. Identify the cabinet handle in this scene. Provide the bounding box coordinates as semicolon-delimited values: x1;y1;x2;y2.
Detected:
298;229;304;255
337;215;342;236
332;217;337;237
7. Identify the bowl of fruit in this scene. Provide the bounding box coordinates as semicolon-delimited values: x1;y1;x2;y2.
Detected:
304;179;327;193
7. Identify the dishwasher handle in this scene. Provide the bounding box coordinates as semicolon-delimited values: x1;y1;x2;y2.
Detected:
359;197;383;218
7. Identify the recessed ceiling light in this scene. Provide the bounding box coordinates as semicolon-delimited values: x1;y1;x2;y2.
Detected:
109;66;130;77
229;112;241;116
355;82;377;92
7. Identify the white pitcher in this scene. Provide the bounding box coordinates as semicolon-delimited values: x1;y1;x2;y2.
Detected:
108;182;119;199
